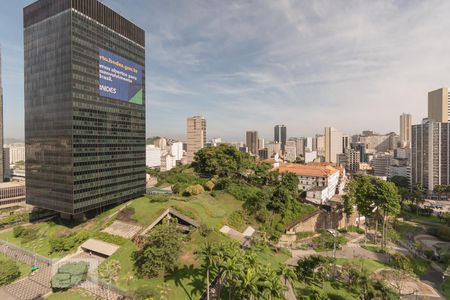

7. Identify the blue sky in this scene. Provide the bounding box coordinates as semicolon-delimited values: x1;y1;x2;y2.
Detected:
1;0;450;142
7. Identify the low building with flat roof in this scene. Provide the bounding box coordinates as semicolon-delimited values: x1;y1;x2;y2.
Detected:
0;181;25;207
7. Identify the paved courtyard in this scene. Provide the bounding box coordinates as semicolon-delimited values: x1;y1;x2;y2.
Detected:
102;220;142;239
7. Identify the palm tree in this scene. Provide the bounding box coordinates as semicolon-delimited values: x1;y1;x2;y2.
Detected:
197;243;217;300
277;263;297;286
235;268;260;300
261;269;284;300
220;257;240;300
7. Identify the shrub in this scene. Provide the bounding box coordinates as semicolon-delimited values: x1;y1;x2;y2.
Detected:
134;286;160;300
312;232;347;251
226;182;260;202
0;260;20;286
51;262;88;291
424;249;435;260
296;232;315;240
198;224;212;237
13;226;26;238
214;177;232;190
93;232;128;245
49;230;90;254
183;184;204;196
20;226;40;243
390;252;411;271
204;180;215;191
346;225;365;234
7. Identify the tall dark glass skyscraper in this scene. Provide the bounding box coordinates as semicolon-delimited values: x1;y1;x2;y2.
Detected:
274;125;287;151
24;0;146;217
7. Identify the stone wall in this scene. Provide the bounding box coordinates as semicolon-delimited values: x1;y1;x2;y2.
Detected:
286;209;358;234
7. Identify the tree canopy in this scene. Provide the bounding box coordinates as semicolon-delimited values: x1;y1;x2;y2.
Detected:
193;144;255;177
133;221;183;278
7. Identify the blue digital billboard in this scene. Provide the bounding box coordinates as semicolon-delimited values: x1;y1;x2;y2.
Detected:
99;49;143;105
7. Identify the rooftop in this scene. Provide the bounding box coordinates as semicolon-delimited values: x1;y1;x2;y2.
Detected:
0;181;25;189
80;238;120;257
275;163;339;177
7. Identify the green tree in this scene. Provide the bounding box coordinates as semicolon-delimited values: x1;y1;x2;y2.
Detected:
389;176;410;189
268;186;293;214
235;268;260;300
132;221;182;278
280;172;299;197
277;263;297;286
373;180;401;248
193;144;255;177
411;184;425;214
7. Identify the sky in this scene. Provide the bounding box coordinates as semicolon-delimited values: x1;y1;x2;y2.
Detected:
1;0;450;142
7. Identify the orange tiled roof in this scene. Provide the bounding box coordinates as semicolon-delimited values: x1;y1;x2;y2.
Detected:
275;163;339;177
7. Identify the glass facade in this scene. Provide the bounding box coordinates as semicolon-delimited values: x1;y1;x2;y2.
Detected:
24;0;146;215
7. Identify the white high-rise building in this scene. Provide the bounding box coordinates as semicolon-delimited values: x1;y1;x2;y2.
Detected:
170;142;183;161
400;113;412;148
304;151;317;163
305;137;313;151
146;145;161;168
324;127;343;163
412;119;450;193
7;144;25;164
161;152;176;171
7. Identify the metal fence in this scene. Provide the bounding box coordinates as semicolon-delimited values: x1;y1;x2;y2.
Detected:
0;239;52;265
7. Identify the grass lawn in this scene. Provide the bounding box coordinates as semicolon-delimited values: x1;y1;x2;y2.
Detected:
251;245;291;269
336;257;389;273
0;252;32;283
294;280;360;299
442;277;450;300
360;243;385;254
46;289;97;300
129;192;244;230
0;222;66;258
402;211;442;225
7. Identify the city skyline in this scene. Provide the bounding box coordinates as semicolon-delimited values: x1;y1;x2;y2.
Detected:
2;1;450;140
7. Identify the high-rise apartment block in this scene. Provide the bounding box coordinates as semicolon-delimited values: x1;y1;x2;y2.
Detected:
274;125;287;151
324;127;343;163
186;116;206;163
399;113;412;148
246;131;258;156
338;148;360;173
24;0;146;217
428;88;450;122
284;141;297;162
412;119;450;192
